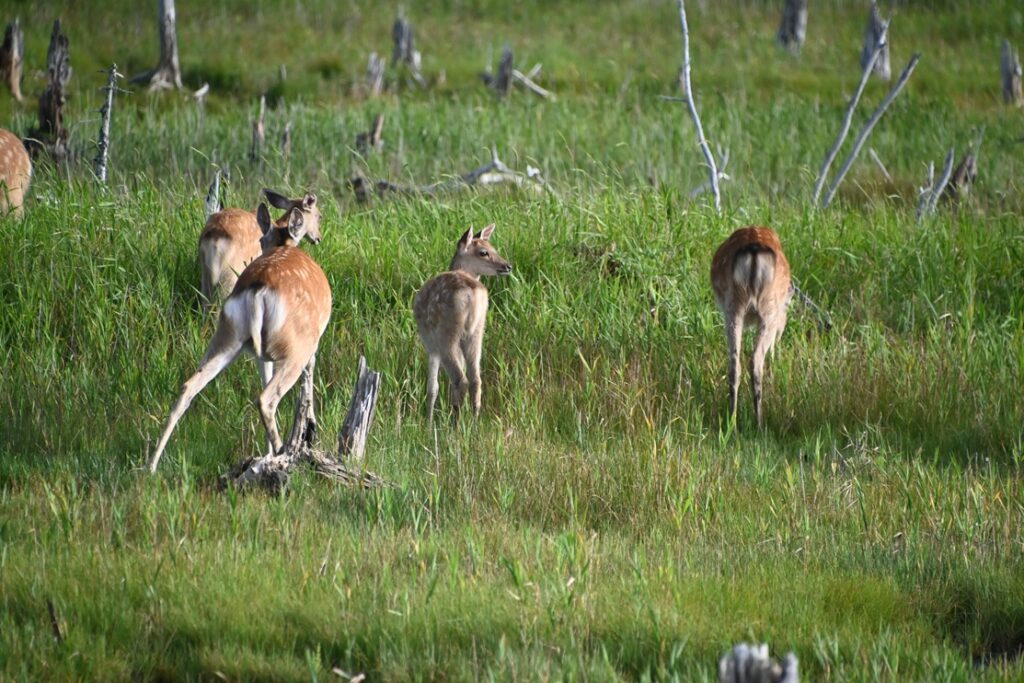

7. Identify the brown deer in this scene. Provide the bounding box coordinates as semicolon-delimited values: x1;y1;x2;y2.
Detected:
414;224;512;421
0;128;31;217
148;203;332;473
710;226;794;428
199;189;322;310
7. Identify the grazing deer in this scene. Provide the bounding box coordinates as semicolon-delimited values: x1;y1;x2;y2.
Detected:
710;226;794;428
414;224;512;422
0;128;31;218
199;189;322;310
148;203;332;473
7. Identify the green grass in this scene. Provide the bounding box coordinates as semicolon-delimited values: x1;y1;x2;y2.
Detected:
2;0;1024;680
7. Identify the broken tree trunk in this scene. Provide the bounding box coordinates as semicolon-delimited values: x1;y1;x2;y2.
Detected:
27;20;71;162
355;113;385;156
676;0;721;212
861;2;890;81
133;0;183;90
250;95;265;165
1001;40;1023;106
0;18;23;101
777;0;807;56
93;64;123;183
719;643;799;683
337;356;381;464
223;356;388;492
392;11;426;87
821;52;921;209
366;52;385;97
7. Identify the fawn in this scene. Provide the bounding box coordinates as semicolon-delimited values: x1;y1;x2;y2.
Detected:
199;189;321;310
710;226;794;428
0;128;31;218
414;224;512;421
148;203;332;473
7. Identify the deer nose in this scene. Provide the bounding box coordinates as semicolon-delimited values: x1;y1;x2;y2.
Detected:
499;263;513;274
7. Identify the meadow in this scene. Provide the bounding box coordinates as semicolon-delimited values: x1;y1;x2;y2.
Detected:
1;0;1023;679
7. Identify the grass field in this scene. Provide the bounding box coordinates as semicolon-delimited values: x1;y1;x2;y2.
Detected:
1;0;1024;680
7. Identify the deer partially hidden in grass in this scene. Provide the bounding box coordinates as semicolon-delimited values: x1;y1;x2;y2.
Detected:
711;226;794;428
414;224;512;422
0;128;31;218
199;189;321;310
148;203;332;473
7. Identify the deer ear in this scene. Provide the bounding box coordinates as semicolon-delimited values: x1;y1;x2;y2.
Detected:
287;207;305;241
262;188;292;210
256;203;272;235
476;223;495;241
457;228;474;251
302;192;317;210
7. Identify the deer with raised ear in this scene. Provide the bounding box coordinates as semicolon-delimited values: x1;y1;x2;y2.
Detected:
414;224;512;422
198;189;321;311
148;203;332;473
0;128;31;218
710;226;794;428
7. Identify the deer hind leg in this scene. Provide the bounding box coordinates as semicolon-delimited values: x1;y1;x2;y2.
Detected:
725;309;744;424
425;354;441;419
440;344;468;424
750;318;777;429
257;360;275;456
257;356;307;455
461;330;484;418
148;329;245;473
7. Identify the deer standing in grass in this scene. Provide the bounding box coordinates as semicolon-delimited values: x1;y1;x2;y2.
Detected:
414;225;512;422
148;203;332;473
199;189;321;310
710;226;793;428
0;128;31;217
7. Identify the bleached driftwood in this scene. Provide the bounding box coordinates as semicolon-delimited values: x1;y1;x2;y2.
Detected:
337;355;381;464
392;10;426;87
688;145;730;198
355;113;385;156
132;0;183;91
861;1;890;81
916;147;954;221
675;0;721;211
777;0;807;56
1001;40;1022;106
719;643;798;683
350;146;554;203
204;168;222;219
26;20;71;162
812;18;889;205
93;64;124;184
0;18;23;101
250;95;265;164
820;52;922;209
366;52;386;97
224;356;388;492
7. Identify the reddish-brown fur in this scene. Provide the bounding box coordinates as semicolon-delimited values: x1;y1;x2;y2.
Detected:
710;226;793;427
148;206;331;473
0;128;31;217
414;224;512;421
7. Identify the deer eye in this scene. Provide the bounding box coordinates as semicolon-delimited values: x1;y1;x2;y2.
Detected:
478;249;489;257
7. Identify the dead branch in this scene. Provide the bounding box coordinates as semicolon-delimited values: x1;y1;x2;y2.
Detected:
355;113;385;156
47;599;64;644
868;148;892;182
338;356;381;464
1002;39;1023;106
512;67;552;99
688;145;730;198
719;643;798;683
93;64;124;184
0;18;23;101
813;18;890;204
861;1;890;81
916;147;954;221
821;52;922;209
675;0;721;211
777;0;807;56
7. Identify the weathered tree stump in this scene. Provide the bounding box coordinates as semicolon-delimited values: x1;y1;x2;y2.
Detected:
943;151;977;205
133;0;183;91
777;0;807;56
93;64;124;184
26;20;71;162
338;356;381;464
281;120;292;160
0;18;23;101
355;113;385;156
250;95;265;165
365;52;386;97
204;168;222;219
861;2;890;81
916;147;954;221
719;643;798;683
1001;40;1022;106
392;11;426;87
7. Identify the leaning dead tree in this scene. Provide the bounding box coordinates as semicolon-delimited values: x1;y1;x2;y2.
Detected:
719;643;798;683
481;46;552;100
861;2;890;81
224;356;387;492
675;0;721;211
133;0;183;90
0;18;23;101
1002;40;1023;106
776;0;807;56
349;145;555;204
26;20;71;162
93;65;125;183
820;52;921;209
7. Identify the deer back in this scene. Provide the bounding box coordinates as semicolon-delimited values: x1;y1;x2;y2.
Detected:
0;128;31;216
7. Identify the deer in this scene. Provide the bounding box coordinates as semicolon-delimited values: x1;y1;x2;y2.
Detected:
199;189;322;311
0;128;31;218
148;203;332;473
413;224;512;422
710;226;794;428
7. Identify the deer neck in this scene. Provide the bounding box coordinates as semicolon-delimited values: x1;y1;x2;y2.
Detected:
449;255;482;280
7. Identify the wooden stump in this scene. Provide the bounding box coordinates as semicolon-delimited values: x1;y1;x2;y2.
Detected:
776;0;807;56
366;53;385;97
133;0;183;90
719;643;798;683
861;2;890;81
338;356;381;464
943;151;978;205
355;113;385;156
0;18;23;101
1002;40;1023;106
250;95;265;165
26;20;71;162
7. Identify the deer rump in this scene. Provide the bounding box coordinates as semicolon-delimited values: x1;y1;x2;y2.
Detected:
221;284;289;360
731;243;777;301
